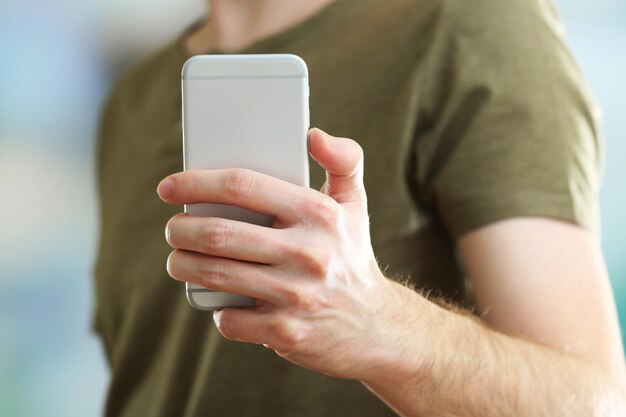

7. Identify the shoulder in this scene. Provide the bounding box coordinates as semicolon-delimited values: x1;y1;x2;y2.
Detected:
441;0;559;24
384;0;559;30
439;0;563;39
103;40;182;117
419;0;577;84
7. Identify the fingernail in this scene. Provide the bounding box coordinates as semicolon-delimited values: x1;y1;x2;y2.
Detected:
311;127;327;137
157;177;175;199
213;310;223;328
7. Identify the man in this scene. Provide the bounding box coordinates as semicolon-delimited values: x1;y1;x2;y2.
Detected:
95;0;626;415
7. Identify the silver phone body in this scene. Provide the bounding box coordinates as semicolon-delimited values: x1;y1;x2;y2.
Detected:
181;54;310;310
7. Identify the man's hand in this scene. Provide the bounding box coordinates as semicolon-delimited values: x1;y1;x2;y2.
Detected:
157;128;413;380
158;128;626;417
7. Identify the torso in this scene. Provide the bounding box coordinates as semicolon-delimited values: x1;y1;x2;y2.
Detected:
95;1;465;415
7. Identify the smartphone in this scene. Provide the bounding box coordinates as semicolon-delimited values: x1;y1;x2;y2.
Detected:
181;54;310;310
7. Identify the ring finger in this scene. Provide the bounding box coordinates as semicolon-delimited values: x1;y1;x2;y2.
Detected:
167;249;291;305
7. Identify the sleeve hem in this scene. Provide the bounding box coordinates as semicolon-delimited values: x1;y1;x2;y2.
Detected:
442;189;599;238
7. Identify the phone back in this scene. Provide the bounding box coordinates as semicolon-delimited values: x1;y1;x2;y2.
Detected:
181;54;310;309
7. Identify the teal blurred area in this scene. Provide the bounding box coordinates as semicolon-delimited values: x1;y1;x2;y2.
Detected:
556;0;626;333
0;1;624;415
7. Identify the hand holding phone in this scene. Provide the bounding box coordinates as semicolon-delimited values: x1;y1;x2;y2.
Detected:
180;54;310;310
158;127;401;384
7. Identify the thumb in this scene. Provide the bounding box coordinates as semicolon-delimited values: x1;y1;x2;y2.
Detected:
308;128;366;204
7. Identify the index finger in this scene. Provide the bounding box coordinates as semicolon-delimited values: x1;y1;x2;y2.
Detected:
157;169;320;223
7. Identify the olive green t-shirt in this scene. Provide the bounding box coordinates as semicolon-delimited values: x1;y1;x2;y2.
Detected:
94;0;601;416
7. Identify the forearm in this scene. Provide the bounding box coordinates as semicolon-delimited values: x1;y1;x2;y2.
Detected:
160;129;625;415
361;282;626;417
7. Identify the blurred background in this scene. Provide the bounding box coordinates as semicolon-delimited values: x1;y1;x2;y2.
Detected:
0;0;624;415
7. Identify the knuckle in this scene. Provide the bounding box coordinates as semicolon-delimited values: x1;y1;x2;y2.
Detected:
270;318;305;347
224;169;255;199
298;248;331;279
186;171;203;195
308;197;341;228
200;218;233;254
198;259;228;287
283;287;321;313
280;240;304;260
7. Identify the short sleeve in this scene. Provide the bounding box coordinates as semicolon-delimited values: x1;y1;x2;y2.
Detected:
414;0;602;237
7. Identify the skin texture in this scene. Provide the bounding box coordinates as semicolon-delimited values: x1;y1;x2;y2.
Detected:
159;129;626;416
458;218;626;382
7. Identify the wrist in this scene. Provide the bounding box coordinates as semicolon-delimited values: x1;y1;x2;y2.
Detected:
358;280;437;390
